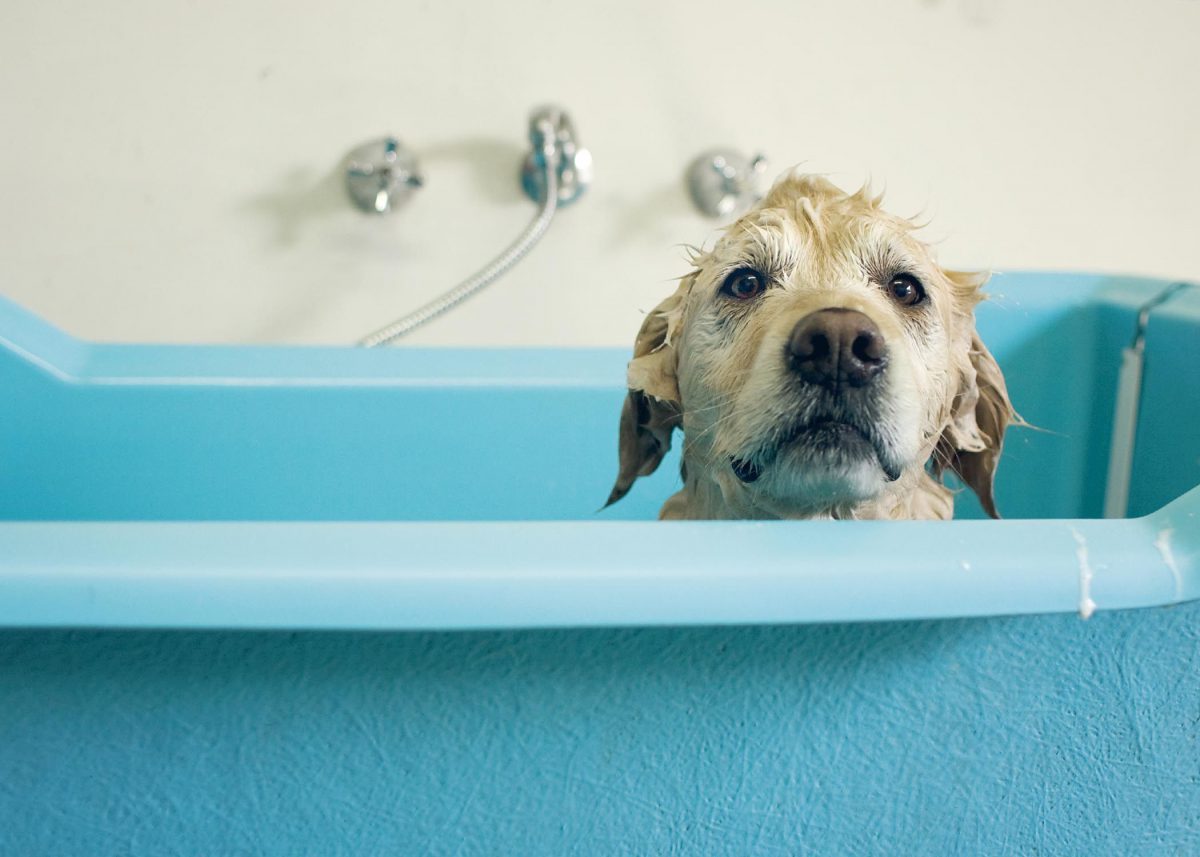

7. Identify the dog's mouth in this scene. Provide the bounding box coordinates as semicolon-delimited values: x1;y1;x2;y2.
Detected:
730;416;902;484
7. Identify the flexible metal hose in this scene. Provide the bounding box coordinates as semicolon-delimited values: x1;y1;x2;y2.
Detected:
358;150;560;347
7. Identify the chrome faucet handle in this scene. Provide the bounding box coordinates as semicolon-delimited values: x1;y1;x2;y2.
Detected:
345;137;424;215
687;149;767;218
521;105;592;206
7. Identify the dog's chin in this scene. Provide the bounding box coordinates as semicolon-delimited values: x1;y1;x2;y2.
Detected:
728;421;904;511
755;444;890;509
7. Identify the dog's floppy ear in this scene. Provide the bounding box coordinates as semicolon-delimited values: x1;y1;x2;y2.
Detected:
934;328;1015;519
605;275;693;507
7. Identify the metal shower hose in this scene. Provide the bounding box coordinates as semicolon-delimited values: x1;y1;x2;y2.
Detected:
358;137;561;348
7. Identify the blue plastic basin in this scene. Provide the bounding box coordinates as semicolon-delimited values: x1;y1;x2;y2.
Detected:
0;272;1197;854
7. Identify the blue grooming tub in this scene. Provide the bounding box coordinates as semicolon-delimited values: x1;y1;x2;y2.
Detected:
1;272;1197;854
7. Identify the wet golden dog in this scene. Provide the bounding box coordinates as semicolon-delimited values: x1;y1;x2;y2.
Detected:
607;172;1014;520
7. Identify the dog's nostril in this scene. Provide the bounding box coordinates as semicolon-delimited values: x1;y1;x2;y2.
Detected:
806;333;830;361
852;330;884;364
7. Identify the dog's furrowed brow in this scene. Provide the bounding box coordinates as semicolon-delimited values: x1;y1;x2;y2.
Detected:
723;217;802;281
857;237;922;285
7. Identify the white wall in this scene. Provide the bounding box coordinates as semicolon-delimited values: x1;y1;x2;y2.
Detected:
1;0;1198;346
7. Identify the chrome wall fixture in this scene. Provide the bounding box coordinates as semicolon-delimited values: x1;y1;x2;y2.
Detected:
1103;281;1194;518
520;108;592;207
357;106;590;347
686;149;767;218
344;137;424;215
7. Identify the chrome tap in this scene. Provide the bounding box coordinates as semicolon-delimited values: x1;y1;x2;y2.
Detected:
344;136;424;215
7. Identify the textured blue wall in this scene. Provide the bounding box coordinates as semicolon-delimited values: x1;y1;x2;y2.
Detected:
3;604;1198;855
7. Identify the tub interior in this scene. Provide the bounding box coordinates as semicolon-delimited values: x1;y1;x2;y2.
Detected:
1;272;1196;522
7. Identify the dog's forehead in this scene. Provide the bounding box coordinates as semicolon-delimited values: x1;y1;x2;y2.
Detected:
716;179;919;266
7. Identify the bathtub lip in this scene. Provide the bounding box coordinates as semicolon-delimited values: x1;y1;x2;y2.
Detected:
0;487;1195;631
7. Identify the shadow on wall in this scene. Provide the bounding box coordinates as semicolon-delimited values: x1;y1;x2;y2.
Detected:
608;179;697;251
239;137;528;248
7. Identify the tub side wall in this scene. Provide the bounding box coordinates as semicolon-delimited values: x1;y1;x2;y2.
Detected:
1;605;1197;855
1129;288;1200;517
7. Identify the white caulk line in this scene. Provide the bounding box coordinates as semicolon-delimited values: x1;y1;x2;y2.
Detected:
1070;527;1096;620
1154;528;1184;602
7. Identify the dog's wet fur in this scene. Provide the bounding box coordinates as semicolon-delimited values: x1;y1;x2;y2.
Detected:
607;172;1015;520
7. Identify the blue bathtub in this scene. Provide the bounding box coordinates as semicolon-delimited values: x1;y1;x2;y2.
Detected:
1;272;1197;854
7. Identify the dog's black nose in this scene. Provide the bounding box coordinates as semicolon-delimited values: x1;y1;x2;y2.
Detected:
787;308;886;389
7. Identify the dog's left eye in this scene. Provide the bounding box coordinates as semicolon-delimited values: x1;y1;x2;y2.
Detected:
886;273;926;307
721;268;768;301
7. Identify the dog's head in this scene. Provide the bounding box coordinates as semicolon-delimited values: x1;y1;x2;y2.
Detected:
608;172;1014;520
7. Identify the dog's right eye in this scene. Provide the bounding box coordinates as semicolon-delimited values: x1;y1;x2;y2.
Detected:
721;268;768;301
886;273;926;307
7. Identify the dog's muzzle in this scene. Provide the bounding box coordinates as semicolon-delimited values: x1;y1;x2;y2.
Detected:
730;308;900;485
